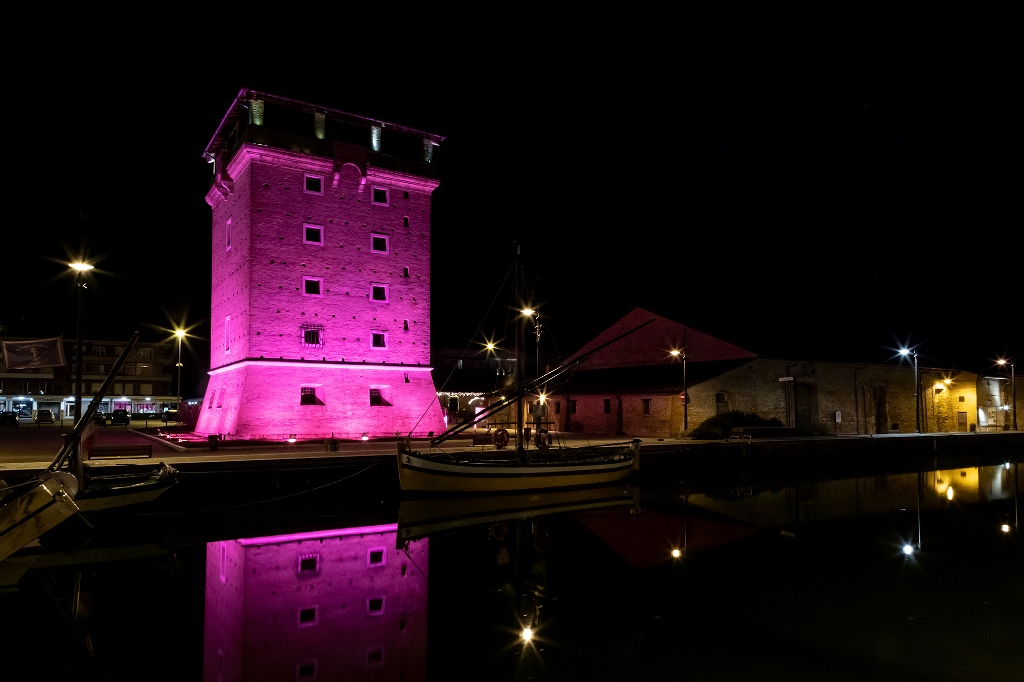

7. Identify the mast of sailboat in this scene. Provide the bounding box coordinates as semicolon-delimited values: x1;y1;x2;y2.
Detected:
515;245;526;463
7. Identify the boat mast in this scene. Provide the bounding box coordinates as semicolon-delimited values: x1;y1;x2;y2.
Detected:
515;245;527;463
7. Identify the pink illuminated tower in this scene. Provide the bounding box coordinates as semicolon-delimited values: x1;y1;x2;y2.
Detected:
196;89;445;439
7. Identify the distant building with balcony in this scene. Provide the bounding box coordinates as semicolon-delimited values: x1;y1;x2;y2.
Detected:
0;335;178;420
195;89;446;440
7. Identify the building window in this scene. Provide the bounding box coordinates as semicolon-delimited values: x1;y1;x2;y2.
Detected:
403;319;409;331
225;315;231;353
371;234;389;254
298;553;320;576
226;217;232;251
371;284;388;302
569;400;577;414
298;661;317;679
641;399;651;415
298;607;318;627
303;223;323;245
301;386;324;406
716;392;729;414
369;387;392;406
371;332;387;349
301;325;324;348
371;187;388;205
367;547;386;566
403;267;409;278
304;173;324;195
603;399;611;414
303;277;323;297
367;597;385;615
403;216;409;228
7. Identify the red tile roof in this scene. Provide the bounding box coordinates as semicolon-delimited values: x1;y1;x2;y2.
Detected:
566;308;756;370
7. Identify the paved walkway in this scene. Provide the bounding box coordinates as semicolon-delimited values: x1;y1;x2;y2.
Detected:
0;422;653;475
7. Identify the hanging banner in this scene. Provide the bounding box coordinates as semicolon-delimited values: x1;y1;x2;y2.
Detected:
2;337;67;369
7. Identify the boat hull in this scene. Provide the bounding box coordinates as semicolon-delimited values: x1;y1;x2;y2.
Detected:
398;447;637;493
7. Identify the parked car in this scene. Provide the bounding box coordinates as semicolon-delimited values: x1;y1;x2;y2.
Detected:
111;409;130;425
162;409;179;423
34;409;55;424
93;412;108;426
0;410;19;426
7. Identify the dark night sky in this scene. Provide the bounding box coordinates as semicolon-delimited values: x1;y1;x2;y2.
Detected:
5;23;1020;394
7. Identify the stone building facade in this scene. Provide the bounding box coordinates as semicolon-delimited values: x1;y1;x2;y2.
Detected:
195;90;445;439
540;309;1018;438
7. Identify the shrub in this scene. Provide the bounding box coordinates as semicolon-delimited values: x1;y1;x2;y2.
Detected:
689;410;784;439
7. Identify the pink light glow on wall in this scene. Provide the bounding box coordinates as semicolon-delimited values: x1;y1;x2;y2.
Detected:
204;524;427;681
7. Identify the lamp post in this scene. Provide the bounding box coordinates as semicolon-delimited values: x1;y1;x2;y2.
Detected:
523;308;540;379
69;261;94;426
174;328;186;408
899;348;920;433
997;359;1016;431
671;349;687;432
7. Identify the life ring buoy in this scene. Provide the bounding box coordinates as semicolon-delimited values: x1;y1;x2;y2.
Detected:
534;429;552;450
493;428;510;449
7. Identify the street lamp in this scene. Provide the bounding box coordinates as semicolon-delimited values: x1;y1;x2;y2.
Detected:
174;328;186;408
997;359;1016;431
899;347;920;433
69;261;94;426
671;349;687;431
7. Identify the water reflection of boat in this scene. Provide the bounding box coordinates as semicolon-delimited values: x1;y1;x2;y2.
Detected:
396;484;639;546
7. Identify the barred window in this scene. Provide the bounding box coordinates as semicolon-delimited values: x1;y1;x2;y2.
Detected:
302;325;324;348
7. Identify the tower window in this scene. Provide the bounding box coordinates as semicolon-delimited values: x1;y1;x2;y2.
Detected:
371;284;388;302
301;386;324;405
303;223;323;245
367;547;386;566
371;187;389;205
298;607;318;627
301;325;324;347
641;399;651;415
372;332;387;348
303;277;323;297
298;553;320;575
304;173;324;195
371;234;389;254
403;216;409;228
367;597;384;615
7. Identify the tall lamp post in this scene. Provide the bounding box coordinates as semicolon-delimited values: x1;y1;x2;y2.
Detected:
523;308;540;379
899;348;920;433
174;328;186;408
69;261;94;426
671;349;687;432
997;359;1016;431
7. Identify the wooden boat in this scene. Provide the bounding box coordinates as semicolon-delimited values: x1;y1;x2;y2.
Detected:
397;248;654;494
397;439;640;493
0;332;179;561
396;483;639;545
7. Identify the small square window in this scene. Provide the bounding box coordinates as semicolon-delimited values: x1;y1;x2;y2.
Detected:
367;597;384;615
371;187;388;205
298;661;317;679
368;547;385;566
304;174;324;195
303;223;323;245
371;284;388;302
367;648;384;668
298;553;320;575
369;388;392;406
298;607;318;627
302;325;324;348
371;234;389;254
372;332;387;349
301;386;324;406
303;277;323;297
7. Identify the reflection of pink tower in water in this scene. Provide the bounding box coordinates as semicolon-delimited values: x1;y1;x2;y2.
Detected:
204;525;428;681
195;89;446;440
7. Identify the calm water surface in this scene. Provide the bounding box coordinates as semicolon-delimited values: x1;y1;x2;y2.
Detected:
1;462;1021;681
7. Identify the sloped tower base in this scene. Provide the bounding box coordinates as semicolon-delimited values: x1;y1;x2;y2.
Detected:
194;361;445;440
